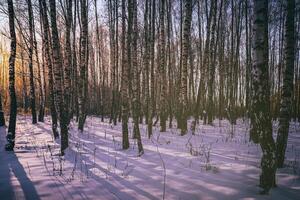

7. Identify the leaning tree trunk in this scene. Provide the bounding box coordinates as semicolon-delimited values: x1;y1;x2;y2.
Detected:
39;0;59;139
27;0;37;124
78;0;88;131
276;0;295;168
6;0;17;151
251;0;277;193
49;0;69;154
180;0;192;135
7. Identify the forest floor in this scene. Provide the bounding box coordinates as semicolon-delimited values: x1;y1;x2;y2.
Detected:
0;115;299;200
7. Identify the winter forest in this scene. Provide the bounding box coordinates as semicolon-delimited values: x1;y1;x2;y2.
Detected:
0;0;299;199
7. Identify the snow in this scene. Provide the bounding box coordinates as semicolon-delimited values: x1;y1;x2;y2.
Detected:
0;115;300;200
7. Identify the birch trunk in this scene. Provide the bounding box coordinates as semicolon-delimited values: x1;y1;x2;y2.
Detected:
251;0;277;193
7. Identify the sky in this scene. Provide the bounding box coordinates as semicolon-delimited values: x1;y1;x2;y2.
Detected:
0;0;107;52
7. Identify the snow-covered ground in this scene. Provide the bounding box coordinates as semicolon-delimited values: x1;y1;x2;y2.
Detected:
0;115;299;200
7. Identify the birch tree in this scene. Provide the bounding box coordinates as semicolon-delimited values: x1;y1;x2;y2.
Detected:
39;0;59;138
5;0;17;151
26;0;37;124
180;0;192;135
251;0;277;193
159;0;167;132
276;0;296;168
49;0;69;154
121;0;129;149
129;0;144;155
78;0;88;131
64;0;73;123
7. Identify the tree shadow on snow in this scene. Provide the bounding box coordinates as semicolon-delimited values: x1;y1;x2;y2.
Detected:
0;127;40;200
